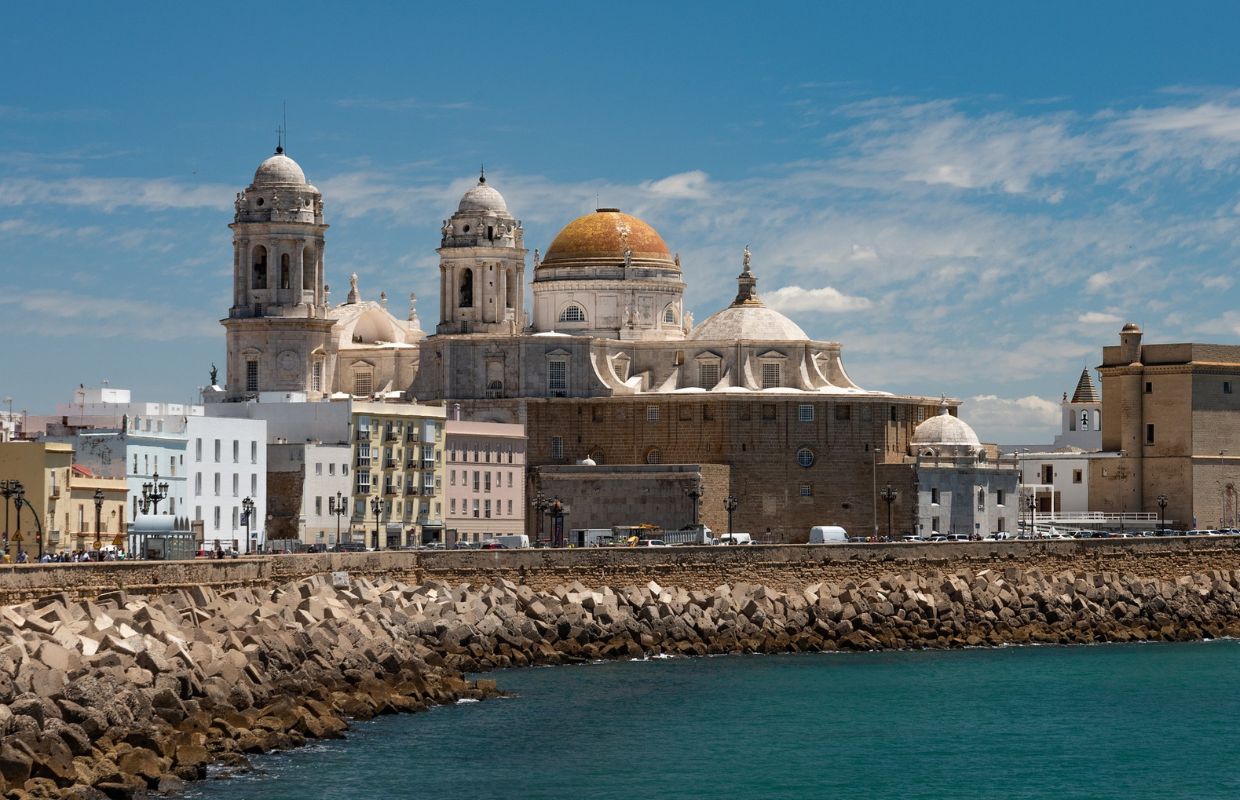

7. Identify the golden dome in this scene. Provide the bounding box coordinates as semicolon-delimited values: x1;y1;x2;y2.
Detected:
541;209;676;269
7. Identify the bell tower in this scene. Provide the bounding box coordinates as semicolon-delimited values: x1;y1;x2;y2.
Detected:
221;147;336;400
437;170;527;335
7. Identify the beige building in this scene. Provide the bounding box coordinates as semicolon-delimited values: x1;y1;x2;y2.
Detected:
219;147;423;403
214;150;1006;542
0;441;74;557
350;401;447;547
445;416;527;543
1091;323;1240;530
66;466;128;552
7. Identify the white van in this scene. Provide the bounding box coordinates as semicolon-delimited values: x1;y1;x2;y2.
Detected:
808;525;848;544
718;533;753;546
495;534;530;549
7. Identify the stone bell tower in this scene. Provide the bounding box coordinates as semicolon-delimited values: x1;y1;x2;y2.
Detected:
221;146;336;400
436;170;527;335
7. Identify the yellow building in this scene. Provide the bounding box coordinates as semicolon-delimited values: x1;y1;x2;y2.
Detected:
66;466;128;552
349;401;447;547
0;441;73;558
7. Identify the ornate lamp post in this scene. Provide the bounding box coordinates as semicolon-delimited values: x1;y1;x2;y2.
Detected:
530;491;550;546
241;496;255;555
724;494;739;537
547;497;566;548
329;491;347;546
1026;494;1037;538
370;494;382;550
684;478;703;528
879;484;897;540
93;488;104;552
140;471;170;515
0;479;20;558
1156;494;1168;534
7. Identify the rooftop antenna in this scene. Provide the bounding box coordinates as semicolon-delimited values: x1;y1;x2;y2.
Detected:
479;163;486;184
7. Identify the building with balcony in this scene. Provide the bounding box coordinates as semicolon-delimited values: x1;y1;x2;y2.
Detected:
350;401;446;547
445;414;526;544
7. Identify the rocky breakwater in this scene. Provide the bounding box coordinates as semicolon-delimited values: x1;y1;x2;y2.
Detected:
5;566;1240;798
0;577;495;800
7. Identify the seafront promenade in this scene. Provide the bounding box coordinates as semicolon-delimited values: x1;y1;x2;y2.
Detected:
0;536;1237;605
3;539;1240;798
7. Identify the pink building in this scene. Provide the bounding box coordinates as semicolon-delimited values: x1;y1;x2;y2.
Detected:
445;419;526;543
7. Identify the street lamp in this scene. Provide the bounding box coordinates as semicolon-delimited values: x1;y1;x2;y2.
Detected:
0;479;20;558
93;488;104;552
1026;494;1037;538
1156;494;1168;534
724;494;739;536
547;497;566;547
370;494;382;550
329;491;347;546
530;491;550;545
241;496;255;555
140;470;170;515
684;478;703;528
879;484;897;540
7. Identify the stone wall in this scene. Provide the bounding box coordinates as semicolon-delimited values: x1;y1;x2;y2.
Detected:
4;537;1240;606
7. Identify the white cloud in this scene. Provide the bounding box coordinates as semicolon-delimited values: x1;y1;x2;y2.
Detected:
1077;311;1123;325
764;285;873;314
641;170;712;200
962;394;1061;444
0;291;219;340
0;177;231;212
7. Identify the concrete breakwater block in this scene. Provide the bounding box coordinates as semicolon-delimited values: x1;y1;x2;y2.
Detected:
1;566;1240;797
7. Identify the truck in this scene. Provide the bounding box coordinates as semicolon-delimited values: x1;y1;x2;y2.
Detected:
494;534;530;549
571;529;616;547
808;525;848;544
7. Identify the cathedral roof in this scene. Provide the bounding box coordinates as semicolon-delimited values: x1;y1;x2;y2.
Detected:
252;148;307;186
911;405;980;447
540;209;676;270
1070;368;1099;403
688;305;808;342
688;246;806;342
457;174;508;214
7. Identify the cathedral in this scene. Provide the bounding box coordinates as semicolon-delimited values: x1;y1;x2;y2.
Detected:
219;146;1001;540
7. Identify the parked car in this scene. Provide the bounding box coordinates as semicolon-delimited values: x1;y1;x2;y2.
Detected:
480;542;506;550
332;542;366;552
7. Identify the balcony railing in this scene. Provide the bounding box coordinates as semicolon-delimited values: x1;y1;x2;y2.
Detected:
384;459;397;469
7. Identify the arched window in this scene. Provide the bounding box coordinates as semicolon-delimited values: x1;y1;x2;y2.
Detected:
663;305;677;325
797;447;815;468
1080;410;1090;431
645;448;662;464
280;253;290;289
486;380;503;399
252;245;267;289
559;304;586;323
302;246;314;291
460;269;474;308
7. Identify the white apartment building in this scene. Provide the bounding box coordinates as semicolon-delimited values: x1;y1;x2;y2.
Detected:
42;387;267;552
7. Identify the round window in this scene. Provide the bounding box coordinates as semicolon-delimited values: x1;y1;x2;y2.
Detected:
797;447;815;468
463;225;471;233
255;198;264;206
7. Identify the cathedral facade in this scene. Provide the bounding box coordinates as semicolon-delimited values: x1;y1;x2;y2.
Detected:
220;147;990;540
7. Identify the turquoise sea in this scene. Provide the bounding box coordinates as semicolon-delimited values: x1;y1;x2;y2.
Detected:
186;641;1240;799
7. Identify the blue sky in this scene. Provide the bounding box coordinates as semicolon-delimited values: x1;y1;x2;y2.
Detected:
3;2;1240;442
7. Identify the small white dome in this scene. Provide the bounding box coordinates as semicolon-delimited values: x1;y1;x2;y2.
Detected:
689;305;808;342
253;151;307;186
458;179;508;214
911;406;980;447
